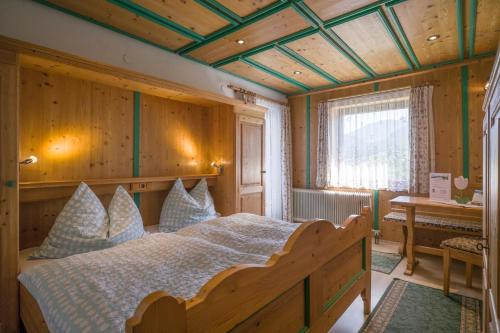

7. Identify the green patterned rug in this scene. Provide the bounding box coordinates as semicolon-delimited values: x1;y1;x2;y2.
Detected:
359;279;482;333
371;251;402;274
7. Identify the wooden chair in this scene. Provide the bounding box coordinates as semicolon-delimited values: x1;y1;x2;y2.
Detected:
441;237;483;295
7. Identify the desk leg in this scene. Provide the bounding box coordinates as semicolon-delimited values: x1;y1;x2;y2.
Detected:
398;226;407;257
404;206;416;275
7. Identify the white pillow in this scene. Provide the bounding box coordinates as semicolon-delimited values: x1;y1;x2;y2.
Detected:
159;178;217;232
32;182;111;259
32;183;146;259
108;186;145;245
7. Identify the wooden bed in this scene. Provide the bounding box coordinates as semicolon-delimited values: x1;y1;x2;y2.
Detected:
19;177;372;333
21;214;371;333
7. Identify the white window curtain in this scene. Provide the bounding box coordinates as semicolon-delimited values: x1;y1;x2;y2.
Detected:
317;88;411;191
257;98;293;221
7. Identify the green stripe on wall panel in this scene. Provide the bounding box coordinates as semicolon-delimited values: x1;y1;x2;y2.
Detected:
306;96;311;188
133;91;141;207
373;190;379;230
460;66;469;179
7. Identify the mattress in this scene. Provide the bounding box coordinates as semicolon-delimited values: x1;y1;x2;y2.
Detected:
18;213;298;333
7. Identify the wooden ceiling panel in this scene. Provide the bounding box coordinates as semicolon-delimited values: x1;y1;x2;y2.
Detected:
47;0;192;50
304;0;377;21
187;8;310;64
132;0;229;36
474;0;500;55
392;0;458;65
249;49;331;87
332;13;409;74
285;33;367;82
221;61;300;93
216;0;279;17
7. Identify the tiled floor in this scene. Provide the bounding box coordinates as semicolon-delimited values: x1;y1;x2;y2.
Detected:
329;240;482;333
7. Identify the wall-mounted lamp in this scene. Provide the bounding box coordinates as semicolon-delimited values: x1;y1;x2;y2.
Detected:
19;155;38;165
211;161;224;175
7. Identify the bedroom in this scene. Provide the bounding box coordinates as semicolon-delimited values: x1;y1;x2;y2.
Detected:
0;0;499;332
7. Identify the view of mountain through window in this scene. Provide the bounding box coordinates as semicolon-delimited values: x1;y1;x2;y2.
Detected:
326;89;411;191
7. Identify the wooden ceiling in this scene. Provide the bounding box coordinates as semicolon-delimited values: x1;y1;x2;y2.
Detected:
37;0;500;95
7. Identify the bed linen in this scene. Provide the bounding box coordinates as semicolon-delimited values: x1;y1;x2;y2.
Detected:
18;213;299;333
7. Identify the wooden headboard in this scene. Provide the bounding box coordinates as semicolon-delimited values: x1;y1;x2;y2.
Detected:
19;175;217;249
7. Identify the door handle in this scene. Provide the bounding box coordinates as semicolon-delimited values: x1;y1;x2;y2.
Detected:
261;170;266;174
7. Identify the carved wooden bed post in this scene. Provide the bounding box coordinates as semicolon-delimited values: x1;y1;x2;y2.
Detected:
126;291;187;333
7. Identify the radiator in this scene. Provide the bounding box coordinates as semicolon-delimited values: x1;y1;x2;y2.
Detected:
293;188;372;225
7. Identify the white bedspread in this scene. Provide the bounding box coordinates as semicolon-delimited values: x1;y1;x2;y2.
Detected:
18;213;298;333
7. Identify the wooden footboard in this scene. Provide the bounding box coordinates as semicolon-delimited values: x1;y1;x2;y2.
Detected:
126;207;372;333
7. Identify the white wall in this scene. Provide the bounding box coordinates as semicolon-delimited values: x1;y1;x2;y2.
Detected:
0;0;287;102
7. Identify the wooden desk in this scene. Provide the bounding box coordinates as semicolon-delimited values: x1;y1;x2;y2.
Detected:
390;196;482;275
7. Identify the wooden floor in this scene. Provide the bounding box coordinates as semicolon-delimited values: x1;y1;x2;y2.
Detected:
330;240;482;333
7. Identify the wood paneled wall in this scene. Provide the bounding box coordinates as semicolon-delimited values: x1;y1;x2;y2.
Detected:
19;68;230;248
289;60;494;241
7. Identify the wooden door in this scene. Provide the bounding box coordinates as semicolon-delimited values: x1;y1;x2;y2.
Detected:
236;115;265;215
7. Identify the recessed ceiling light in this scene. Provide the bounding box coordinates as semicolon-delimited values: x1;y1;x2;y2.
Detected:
236;39;245;45
293;70;302;75
426;34;440;41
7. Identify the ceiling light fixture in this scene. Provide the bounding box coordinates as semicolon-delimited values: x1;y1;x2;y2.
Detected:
236;39;245;45
293;70;302;75
426;34;440;41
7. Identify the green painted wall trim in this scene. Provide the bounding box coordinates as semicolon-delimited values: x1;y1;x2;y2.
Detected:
373;190;379;230
306;96;311;189
323;269;365;311
373;82;379;91
468;0;477;58
460;66;469;179
456;0;465;60
133;91;141;207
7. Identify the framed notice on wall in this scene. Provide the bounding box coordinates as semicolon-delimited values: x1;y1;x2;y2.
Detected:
429;173;451;202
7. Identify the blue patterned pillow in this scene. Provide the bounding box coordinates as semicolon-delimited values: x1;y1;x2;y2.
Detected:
159;178;217;232
32;182;111;259
108;186;145;245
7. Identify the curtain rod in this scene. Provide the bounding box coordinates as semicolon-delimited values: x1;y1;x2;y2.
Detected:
227;85;287;106
319;86;411;104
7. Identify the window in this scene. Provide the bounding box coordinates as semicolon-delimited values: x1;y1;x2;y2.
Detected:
326;88;411;191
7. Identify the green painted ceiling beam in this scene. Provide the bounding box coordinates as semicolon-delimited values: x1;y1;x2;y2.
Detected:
107;0;204;42
385;5;421;68
212;27;318;67
321;30;376;77
194;0;242;25
241;58;310;91
218;68;287;94
323;0;398;29
290;1;376;78
34;0;175;53
177;1;291;55
376;8;414;70
288;51;495;96
275;44;342;84
456;0;465;60
468;0;477;58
